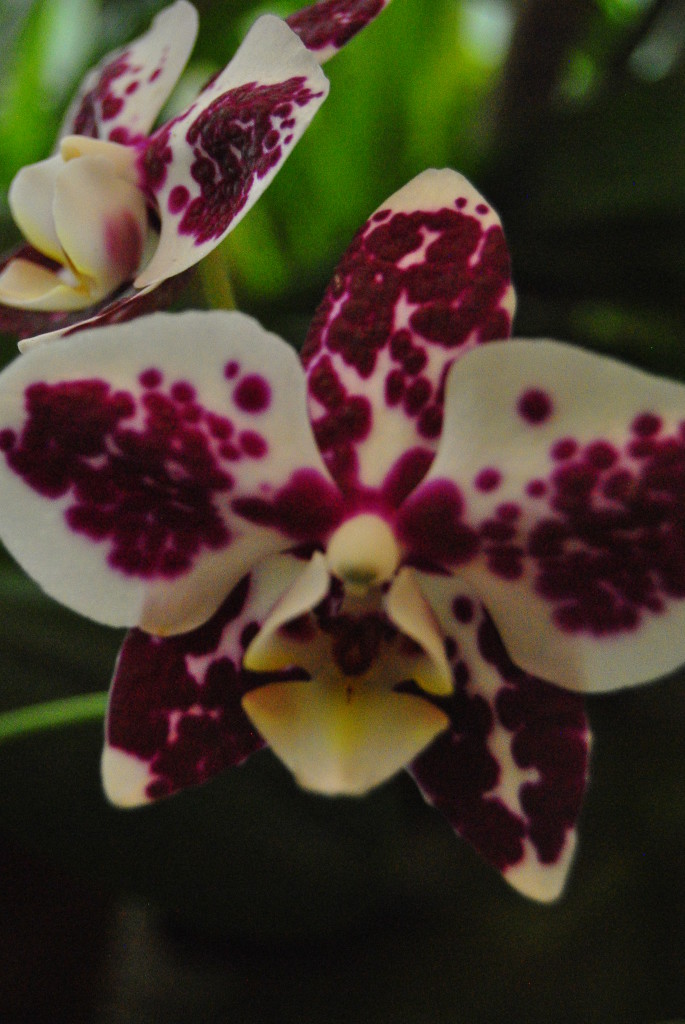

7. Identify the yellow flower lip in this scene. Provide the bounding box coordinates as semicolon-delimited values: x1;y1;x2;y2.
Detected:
325;513;401;594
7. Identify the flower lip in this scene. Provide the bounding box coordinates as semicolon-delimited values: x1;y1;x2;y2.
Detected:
325;513;401;594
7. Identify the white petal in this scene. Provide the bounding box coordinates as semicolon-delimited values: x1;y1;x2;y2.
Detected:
59;1;199;141
134;16;329;289
302;168;515;494
0;310;334;633
412;339;685;692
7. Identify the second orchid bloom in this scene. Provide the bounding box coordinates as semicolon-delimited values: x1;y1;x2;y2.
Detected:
0;0;393;344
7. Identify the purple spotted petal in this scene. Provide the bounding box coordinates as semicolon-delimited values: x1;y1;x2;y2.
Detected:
407;339;685;693
409;575;589;901
103;554;309;806
133;16;328;290
59;1;198;144
16;272;192;353
0;311;336;636
302;169;515;497
286;0;393;63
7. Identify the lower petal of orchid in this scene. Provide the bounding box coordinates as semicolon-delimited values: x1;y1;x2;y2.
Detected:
0;257;91;312
413;339;685;693
8;155;66;264
410;573;590;902
242;678;448;796
53;155;149;301
103;552;306;807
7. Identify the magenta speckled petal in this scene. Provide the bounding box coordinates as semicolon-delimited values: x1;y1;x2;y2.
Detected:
103;553;309;806
134;16;329;289
59;1;198;143
410;575;589;902
0;311;336;635
407;339;685;693
286;0;393;63
302;169;515;495
9;270;188;350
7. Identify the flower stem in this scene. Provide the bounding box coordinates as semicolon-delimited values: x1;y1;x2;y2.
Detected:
0;692;108;744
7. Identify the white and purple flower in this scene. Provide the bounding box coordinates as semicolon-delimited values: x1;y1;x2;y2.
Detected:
0;0;392;347
0;169;683;901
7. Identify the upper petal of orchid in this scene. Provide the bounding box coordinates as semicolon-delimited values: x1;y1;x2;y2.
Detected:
7;156;66;264
134;16;329;290
0;310;338;636
401;339;685;693
286;0;394;63
59;0;198;143
301;169;515;497
102;553;307;807
53;155;150;303
409;574;590;902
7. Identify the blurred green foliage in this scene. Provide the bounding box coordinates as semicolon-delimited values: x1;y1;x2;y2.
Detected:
0;1;683;1020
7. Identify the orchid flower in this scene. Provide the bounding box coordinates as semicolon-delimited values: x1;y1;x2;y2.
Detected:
0;0;392;347
0;169;684;902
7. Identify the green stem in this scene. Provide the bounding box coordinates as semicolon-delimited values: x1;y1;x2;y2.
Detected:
0;692;108;744
197;245;236;310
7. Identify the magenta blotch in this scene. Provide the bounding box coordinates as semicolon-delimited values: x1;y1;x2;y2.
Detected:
518;388;553;425
234;374;271;414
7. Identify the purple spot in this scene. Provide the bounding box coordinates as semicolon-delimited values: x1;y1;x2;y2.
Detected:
475;203;489;214
451;595;474;623
585;439;618;469
526;479;547;498
224;361;240;380
170;381;196;403
239;430;267;458
234;375;271;413
550;437;577;461
474;467;502;493
518;388;553;425
631;412;662;437
139;368;162;389
168;185;190;214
